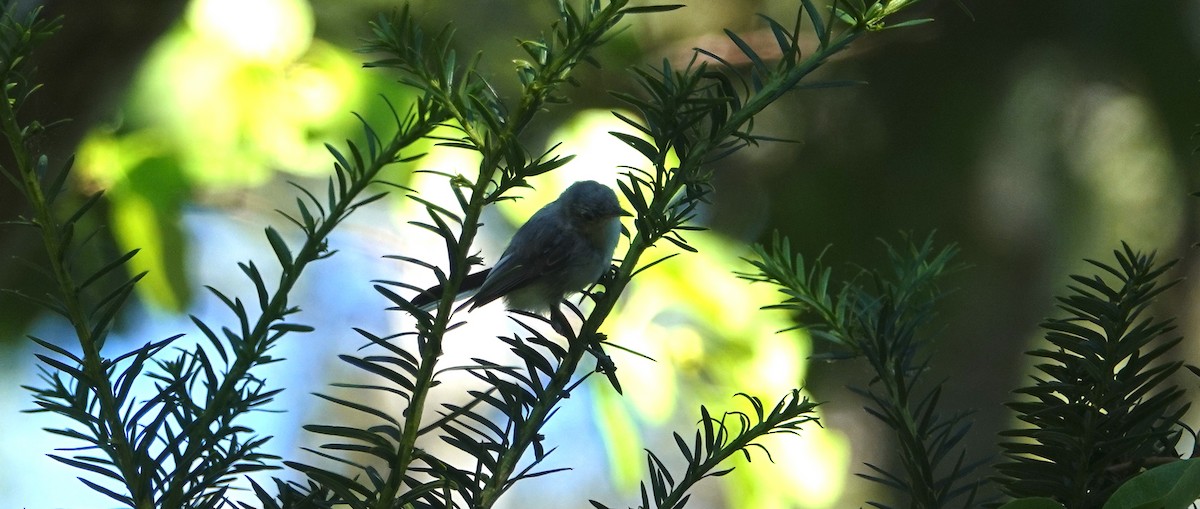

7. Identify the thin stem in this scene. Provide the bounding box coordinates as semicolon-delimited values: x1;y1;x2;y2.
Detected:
160;112;440;507
477;337;589;506
1;68;152;507
656;417;786;509
379;4;640;506
476;17;872;509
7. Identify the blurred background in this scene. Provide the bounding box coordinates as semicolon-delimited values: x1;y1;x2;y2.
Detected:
2;0;1199;507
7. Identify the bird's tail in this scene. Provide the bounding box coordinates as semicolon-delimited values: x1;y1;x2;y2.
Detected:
411;268;492;312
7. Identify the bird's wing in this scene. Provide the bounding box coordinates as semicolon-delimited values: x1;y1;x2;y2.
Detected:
469;220;577;308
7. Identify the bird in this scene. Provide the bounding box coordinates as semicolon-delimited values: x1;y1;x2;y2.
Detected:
412;180;627;314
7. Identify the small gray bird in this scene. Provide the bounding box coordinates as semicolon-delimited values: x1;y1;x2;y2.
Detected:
414;180;627;313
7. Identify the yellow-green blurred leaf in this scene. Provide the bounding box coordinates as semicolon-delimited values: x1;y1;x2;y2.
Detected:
594;384;644;491
110;156;192;312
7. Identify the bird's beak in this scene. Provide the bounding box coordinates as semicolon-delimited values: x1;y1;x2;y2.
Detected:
619;208;634;217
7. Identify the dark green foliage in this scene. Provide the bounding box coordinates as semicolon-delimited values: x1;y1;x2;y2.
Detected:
741;233;984;509
589;391;820;509
995;244;1190;508
280;4;687;507
3;2;445;506
3;0;941;507
284;2;931;509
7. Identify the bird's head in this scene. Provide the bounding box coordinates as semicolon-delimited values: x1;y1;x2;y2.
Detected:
559;180;629;225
